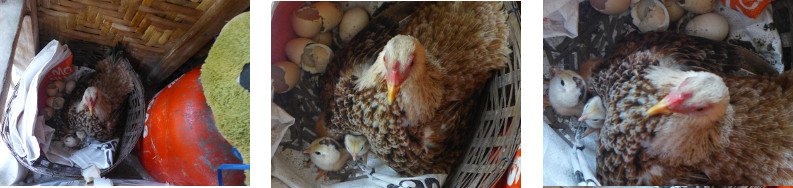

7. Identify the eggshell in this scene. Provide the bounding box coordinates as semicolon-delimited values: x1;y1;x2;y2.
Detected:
678;0;716;14
339;7;369;43
312;32;332;46
590;0;631;15
631;0;669;33
285;38;315;66
314;2;343;32
292;5;322;38
300;43;334;74
685;12;729;41
663;0;685;21
53;80;65;93
272;61;301;93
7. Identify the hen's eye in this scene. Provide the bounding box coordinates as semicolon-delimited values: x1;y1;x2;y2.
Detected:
315;152;321;155
561;80;566;86
696;108;704;112
593;119;601;122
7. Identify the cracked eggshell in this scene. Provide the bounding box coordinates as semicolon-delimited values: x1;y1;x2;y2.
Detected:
285;38;315;66
315;2;343;32
339;7;369;43
663;0;685;21
272;61;301;94
300;43;334;74
679;0;717;14
631;0;669;33
292;5;322;38
590;0;632;15
685;12;729;41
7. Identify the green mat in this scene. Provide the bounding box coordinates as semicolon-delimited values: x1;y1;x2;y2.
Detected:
200;12;250;183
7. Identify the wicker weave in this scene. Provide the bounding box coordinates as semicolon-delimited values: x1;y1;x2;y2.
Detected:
36;0;248;85
1;57;146;178
445;2;521;187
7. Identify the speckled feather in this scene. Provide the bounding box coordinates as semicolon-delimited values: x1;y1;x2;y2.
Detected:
320;2;508;176
592;32;793;185
65;54;134;142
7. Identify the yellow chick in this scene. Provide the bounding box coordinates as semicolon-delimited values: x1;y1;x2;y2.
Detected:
579;96;605;138
344;134;370;164
548;68;587;116
304;137;351;181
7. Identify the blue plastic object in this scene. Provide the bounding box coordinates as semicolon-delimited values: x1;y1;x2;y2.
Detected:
217;148;249;186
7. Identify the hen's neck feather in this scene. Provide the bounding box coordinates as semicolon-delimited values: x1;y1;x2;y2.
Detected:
356;49;444;125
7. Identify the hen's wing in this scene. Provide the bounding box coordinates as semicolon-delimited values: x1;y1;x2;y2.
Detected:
401;1;510;102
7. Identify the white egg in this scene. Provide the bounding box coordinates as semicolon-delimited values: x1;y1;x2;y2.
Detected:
631;0;669;33
339;7;369;43
678;0;717;14
685;13;729;41
314;2;343;32
292;5;322;38
590;0;631;15
285;38;315;66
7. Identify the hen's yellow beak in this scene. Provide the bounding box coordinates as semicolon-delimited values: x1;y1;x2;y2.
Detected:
387;83;399;105
646;97;671;115
89;106;94;116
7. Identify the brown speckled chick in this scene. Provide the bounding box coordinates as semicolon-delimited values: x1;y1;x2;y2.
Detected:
319;2;509;176
590;32;793;185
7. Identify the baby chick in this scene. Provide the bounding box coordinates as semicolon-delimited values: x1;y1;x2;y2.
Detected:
304;137;351;181
579;96;605;138
548;68;587;116
344;134;370;164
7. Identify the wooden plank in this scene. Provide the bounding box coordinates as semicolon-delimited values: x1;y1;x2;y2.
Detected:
0;0;25;116
146;0;248;85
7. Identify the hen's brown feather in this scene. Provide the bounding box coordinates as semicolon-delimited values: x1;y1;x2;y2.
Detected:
320;2;508;176
65;54;134;142
592;32;793;185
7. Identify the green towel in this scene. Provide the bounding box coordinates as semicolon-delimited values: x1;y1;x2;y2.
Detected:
200;12;250;183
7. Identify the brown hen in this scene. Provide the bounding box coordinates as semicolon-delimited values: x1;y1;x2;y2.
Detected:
65;54;134;143
591;32;793;185
319;2;509;176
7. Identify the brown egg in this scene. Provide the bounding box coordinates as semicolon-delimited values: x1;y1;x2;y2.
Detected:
272;61;301;93
631;0;669;33
292;5;322;38
590;0;631;15
312;32;332;46
314;2;343;32
300;43;334;74
663;0;685;21
285;38;315;66
678;0;717;14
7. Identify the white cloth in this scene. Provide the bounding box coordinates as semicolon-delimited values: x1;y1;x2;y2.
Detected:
325;157;445;188
7;40;70;163
717;2;783;73
543;120;599;186
543;0;581;38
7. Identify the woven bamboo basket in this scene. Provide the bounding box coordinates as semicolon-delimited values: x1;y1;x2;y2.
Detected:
1;56;145;178
0;0;248;178
446;1;521;187
272;1;520;187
